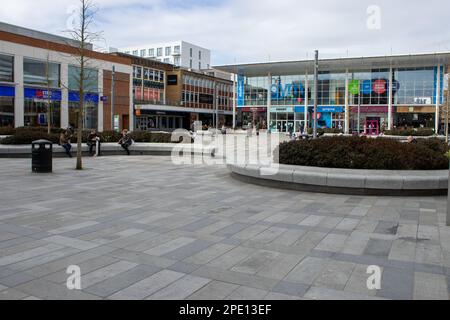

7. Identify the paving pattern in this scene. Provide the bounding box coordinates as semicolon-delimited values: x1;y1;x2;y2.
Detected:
0;156;449;300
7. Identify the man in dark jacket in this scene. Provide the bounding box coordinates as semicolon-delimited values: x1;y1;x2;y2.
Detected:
87;129;101;157
118;129;133;155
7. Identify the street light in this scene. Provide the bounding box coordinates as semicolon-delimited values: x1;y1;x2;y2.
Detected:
313;50;319;139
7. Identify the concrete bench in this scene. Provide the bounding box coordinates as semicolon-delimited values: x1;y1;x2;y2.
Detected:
0;143;216;158
228;163;448;196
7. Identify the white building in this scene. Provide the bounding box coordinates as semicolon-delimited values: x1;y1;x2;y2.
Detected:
119;41;211;70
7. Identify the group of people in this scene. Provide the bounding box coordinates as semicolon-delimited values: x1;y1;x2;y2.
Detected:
59;129;134;158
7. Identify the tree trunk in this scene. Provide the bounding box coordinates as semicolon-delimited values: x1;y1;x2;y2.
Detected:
76;91;84;170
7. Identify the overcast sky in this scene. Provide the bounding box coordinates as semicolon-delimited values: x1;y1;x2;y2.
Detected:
1;0;450;65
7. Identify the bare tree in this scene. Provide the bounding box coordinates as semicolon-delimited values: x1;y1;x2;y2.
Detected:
45;51;52;135
65;0;102;170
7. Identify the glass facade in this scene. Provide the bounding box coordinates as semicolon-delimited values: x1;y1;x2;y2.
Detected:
238;65;443;132
133;65;165;103
68;66;99;129
0;97;14;127
23;58;60;88
181;74;232;112
24;99;61;128
0;54;13;82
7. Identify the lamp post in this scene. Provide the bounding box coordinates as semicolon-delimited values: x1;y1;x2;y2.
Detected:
111;65;115;131
313;50;319;139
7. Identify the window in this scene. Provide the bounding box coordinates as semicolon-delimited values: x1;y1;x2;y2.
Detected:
199;62;202;70
199;51;202;60
164;58;170;63
0;54;14;82
140;49;146;57
190;60;193;69
133;66;142;79
159;71;164;82
174;57;181;66
68;66;98;92
149;48;155;57
143;68;150;80
0;97;14;127
157;48;163;57
24;58;60;88
165;47;171;56
174;45;181;54
124;51;130;54
132;50;138;56
190;48;193;58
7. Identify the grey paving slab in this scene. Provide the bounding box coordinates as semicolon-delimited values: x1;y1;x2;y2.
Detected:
84;264;162;297
271;281;309;297
146;274;211;300
377;267;414;300
363;239;393;257
108;270;185;300
0;156;447;300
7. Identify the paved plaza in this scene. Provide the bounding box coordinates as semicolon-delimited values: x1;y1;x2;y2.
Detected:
0;156;449;300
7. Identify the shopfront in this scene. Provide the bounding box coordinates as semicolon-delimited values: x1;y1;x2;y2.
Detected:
238;107;267;128
395;106;435;128
350;106;389;134
24;88;61;127
68;92;99;129
0;86;14;127
135;109;186;131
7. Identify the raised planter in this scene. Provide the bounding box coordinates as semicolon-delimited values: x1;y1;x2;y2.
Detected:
0;143;216;158
228;163;448;196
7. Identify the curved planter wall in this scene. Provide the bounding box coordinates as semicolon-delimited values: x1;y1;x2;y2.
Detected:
228;164;448;196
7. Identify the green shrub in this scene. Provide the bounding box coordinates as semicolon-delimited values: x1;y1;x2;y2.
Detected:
0;128;177;144
0;131;60;145
0;127;16;135
275;136;449;170
307;128;343;135
384;128;435;136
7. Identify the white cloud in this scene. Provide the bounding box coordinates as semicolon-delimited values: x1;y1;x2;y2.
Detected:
1;0;449;65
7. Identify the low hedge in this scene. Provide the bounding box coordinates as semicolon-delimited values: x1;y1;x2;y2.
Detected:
0;131;60;145
307;128;343;135
384;128;435;136
0;129;177;145
275;136;449;170
0;127;16;135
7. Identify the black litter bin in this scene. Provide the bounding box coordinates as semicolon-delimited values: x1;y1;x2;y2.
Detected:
32;139;53;173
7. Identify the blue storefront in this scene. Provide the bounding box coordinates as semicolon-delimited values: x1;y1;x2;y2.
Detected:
0;85;15;127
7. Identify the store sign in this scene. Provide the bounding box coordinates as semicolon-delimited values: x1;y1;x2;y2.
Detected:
68;92;99;103
348;79;399;95
270;107;294;113
167;75;178;86
0;85;15;97
349;80;360;95
373;79;387;94
271;82;304;100
414;97;432;105
199;94;214;104
350;106;388;113
237;75;245;107
25;88;62;101
113;115;120;132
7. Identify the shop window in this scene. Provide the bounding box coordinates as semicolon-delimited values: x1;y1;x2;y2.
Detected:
0;54;14;82
24;58;60;88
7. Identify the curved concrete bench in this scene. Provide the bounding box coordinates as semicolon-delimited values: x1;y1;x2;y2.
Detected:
228;163;448;196
0;143;216;158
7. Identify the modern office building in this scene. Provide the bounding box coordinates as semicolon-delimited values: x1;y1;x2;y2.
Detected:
215;53;450;134
134;67;234;130
110;52;233;131
119;41;211;70
0;22;133;131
